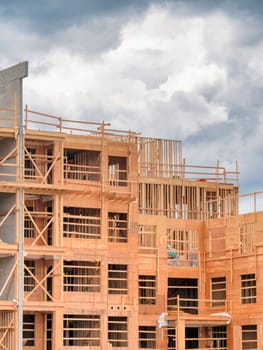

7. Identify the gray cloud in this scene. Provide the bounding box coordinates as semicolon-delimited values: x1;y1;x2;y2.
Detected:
0;0;154;34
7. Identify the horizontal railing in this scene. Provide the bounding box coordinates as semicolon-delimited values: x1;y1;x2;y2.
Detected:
139;161;239;185
24;106;138;142
63;214;101;239
139;189;263;218
207;190;263;216
167;295;230;315
64;162;101;182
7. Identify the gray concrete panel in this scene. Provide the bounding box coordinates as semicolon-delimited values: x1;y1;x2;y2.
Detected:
0;61;28;127
0;62;28;83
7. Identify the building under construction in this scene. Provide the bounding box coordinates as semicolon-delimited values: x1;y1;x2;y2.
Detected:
0;62;262;349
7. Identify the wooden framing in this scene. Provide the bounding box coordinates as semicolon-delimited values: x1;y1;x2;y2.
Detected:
1;63;263;349
0;311;16;349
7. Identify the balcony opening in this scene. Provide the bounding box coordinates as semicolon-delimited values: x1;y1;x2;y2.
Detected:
168;278;198;314
64;149;101;181
63;207;101;239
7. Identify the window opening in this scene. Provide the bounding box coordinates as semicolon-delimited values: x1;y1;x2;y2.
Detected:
241;274;256;304
167;228;198;266
211;277;226;306
139;326;156;348
64;260;100;292
46;313;52;350
108;156;128;186
47;204;53;245
23;314;35;346
24;206;34;238
108;316;128;348
212;326;227;350
24;148;36;179
46;148;53;184
24;260;35;292
108;212;128;243
63;314;100;346
139;275;156;305
63;207;101;239
185;327;198;349
242;325;257;350
46;266;53;301
108;264;128;294
167;327;176;350
138;225;156;253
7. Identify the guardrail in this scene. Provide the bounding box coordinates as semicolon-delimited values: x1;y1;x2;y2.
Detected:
167;295;230;314
139;161;239;184
24;106;138;142
207;190;263;216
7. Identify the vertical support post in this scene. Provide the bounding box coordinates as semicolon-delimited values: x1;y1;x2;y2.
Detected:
176;319;185;350
24;104;28;130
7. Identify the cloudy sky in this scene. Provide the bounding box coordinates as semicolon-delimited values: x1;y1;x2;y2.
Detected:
1;0;263;203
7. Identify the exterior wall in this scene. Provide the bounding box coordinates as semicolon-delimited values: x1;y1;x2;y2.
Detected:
206;213;263;350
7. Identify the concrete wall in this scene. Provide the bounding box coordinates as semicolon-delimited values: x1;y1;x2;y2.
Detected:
0;138;17;181
0;192;16;243
0;61;28;127
0;255;15;300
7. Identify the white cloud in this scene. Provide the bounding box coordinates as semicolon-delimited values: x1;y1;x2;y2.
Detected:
23;4;231;138
1;1;261;194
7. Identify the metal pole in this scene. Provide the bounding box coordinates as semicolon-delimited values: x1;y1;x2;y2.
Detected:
17;78;25;350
